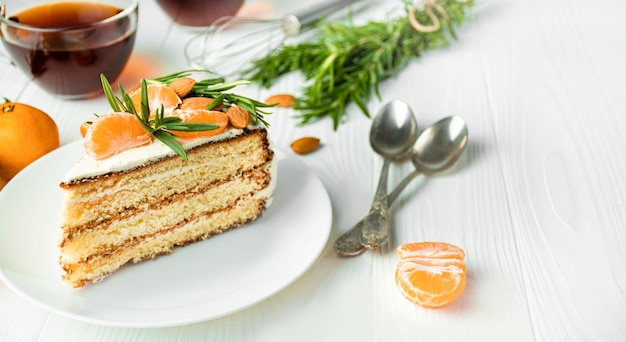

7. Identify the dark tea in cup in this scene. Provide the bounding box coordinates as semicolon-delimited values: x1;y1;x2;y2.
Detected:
0;0;138;99
155;0;244;27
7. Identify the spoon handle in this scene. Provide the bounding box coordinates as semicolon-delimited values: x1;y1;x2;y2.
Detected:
387;169;421;205
359;158;391;249
333;217;369;256
334;168;422;256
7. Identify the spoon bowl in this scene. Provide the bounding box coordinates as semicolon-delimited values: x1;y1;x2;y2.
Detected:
412;115;468;175
370;100;419;158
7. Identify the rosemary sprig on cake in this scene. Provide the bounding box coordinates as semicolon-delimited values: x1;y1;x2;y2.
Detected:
242;0;474;129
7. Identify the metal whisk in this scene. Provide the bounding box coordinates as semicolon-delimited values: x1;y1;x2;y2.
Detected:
185;0;363;78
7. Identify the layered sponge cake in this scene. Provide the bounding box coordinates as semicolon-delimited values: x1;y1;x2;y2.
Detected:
58;75;276;287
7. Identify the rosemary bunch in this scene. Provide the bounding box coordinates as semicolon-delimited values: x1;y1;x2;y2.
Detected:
243;0;474;129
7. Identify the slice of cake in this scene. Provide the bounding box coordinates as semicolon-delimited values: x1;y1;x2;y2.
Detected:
58;73;276;288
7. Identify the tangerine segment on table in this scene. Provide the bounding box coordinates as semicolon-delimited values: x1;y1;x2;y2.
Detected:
84;112;152;160
128;83;181;117
168;110;229;139
395;242;467;308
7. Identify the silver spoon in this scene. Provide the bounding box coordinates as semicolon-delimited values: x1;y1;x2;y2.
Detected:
334;115;469;256
358;100;418;249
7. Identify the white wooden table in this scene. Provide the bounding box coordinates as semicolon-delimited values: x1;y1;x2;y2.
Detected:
1;0;625;341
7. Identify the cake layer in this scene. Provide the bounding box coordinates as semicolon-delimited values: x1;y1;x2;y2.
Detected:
60;166;271;263
61;195;268;287
60;128;271;232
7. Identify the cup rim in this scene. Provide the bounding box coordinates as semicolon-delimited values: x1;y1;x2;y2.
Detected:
0;0;139;33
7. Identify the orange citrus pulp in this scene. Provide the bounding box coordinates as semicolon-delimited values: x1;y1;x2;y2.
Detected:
84;112;152;160
395;242;467;308
79;121;91;138
128;83;181;117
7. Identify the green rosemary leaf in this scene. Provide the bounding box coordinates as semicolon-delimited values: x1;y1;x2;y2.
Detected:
134;113;154;133
140;79;150;122
194;77;226;88
160;116;183;124
230;95;253;109
203;80;251;92
120;88;138;116
207;94;226;110
100;74;123;112
149;69;206;84
163;122;220;132
153;130;188;160
351;93;369;118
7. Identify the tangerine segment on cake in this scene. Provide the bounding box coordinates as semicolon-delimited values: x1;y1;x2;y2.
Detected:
59;73;276;288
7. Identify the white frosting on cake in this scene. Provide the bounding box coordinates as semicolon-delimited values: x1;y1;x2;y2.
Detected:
63;127;262;183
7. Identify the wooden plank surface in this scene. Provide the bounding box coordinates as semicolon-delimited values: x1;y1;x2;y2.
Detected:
1;0;625;340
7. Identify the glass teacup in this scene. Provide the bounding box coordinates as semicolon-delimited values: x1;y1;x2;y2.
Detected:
0;0;139;99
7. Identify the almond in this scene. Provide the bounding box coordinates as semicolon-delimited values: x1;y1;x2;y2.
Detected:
180;97;224;111
168;77;196;98
265;93;297;108
226;105;251;129
291;136;321;155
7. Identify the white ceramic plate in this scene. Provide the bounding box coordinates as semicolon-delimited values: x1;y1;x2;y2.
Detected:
0;141;332;328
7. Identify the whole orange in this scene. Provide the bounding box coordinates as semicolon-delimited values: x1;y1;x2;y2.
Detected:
0;101;60;180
